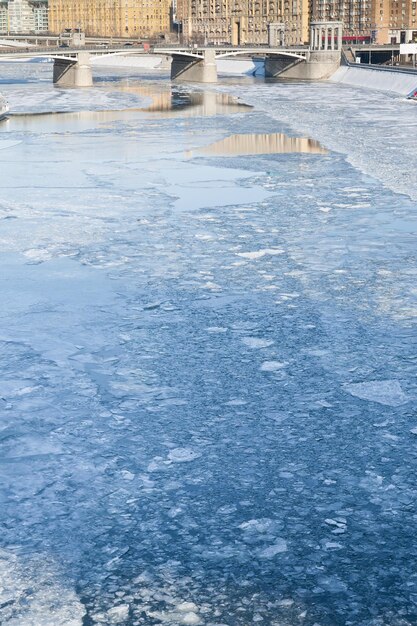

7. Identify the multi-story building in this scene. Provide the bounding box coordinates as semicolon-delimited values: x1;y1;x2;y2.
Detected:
310;0;372;40
0;0;48;33
31;0;49;32
8;0;34;32
371;0;416;42
311;0;416;42
176;0;310;44
48;0;171;39
0;0;8;32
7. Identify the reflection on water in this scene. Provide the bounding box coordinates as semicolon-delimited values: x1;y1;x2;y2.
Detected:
188;132;328;157
115;82;252;116
5;84;251;132
138;86;252;117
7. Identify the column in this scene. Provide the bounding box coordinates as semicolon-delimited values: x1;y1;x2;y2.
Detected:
338;25;342;50
324;27;328;50
330;26;335;50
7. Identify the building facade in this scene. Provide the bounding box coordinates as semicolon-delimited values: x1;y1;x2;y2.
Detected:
0;0;8;32
370;0;417;43
48;0;171;39
311;0;372;39
310;0;416;42
176;0;310;44
31;0;49;31
0;0;48;33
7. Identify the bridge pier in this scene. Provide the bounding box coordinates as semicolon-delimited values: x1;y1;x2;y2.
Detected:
265;54;306;78
171;49;217;83
53;51;93;88
265;50;340;80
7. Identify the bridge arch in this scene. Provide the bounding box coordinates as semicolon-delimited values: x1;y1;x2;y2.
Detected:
215;49;307;61
151;49;204;60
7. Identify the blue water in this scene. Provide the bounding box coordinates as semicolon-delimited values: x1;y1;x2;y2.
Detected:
0;62;417;626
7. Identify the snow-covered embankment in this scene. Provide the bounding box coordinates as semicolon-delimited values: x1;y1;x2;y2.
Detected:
330;64;417;96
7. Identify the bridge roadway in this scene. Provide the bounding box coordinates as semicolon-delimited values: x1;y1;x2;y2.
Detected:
0;45;147;59
0;44;309;60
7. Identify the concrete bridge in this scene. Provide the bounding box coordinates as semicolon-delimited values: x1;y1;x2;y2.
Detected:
0;23;344;87
0;46;150;87
154;46;315;83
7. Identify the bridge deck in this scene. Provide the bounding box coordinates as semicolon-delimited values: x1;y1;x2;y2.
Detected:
0;46;147;59
0;45;312;62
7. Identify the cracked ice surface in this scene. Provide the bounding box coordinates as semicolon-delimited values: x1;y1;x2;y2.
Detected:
1;62;417;625
220;80;417;201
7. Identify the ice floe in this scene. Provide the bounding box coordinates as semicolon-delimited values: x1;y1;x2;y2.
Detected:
343;380;409;406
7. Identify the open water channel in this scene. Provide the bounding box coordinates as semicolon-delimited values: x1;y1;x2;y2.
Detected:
0;61;417;626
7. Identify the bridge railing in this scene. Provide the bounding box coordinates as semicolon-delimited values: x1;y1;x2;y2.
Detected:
0;45;146;56
343;58;417;75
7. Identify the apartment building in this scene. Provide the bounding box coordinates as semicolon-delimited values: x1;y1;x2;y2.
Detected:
32;0;49;31
48;0;171;39
0;0;8;32
311;0;416;42
310;0;372;39
176;0;310;45
0;0;48;33
371;0;417;42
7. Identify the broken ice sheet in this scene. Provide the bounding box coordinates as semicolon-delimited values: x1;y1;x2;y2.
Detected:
241;337;274;349
343;380;409;406
167;448;202;463
258;539;288;558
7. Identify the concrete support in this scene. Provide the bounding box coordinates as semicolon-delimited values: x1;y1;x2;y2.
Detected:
266;50;341;80
171;50;217;83
265;55;305;77
53;52;93;87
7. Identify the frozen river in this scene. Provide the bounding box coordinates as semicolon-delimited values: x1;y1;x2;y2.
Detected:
1;62;417;626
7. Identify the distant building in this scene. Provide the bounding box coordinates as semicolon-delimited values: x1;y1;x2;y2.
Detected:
48;0;171;40
31;0;49;32
176;0;310;45
310;0;417;43
310;0;372;41
0;0;8;33
370;0;417;43
0;0;48;33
